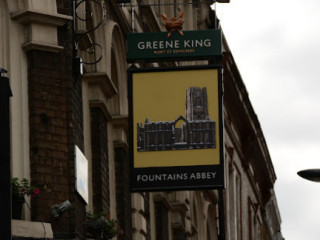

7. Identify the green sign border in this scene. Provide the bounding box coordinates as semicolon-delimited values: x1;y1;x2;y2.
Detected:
127;29;222;62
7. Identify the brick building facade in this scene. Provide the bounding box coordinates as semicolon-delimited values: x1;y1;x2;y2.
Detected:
1;0;283;239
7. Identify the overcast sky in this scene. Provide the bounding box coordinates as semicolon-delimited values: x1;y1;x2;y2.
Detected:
216;0;320;239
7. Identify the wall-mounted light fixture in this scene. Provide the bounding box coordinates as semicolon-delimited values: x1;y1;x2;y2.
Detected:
0;68;8;75
297;169;320;182
51;200;72;217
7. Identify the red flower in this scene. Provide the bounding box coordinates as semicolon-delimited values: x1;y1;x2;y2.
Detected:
22;188;26;194
34;188;40;194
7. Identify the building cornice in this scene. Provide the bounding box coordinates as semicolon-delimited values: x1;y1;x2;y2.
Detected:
11;10;72;53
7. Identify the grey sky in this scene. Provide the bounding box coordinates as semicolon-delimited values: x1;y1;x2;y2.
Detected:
216;0;320;239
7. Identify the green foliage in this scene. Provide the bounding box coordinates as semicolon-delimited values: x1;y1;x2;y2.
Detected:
11;177;40;198
86;211;123;239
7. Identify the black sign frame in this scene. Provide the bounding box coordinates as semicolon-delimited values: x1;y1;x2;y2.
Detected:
116;0;131;3
128;65;224;192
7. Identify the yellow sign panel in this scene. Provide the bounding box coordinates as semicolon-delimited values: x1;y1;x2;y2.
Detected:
132;69;220;168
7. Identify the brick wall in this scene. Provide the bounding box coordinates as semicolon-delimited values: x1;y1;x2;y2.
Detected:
115;146;132;240
154;200;169;240
172;228;186;240
90;107;110;213
28;0;86;238
28;49;71;230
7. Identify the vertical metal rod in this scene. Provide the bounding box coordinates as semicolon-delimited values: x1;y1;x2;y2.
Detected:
73;0;76;35
131;4;135;33
218;188;226;240
72;0;78;54
213;2;217;28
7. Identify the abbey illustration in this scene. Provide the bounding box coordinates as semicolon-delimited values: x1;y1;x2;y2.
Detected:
137;87;216;151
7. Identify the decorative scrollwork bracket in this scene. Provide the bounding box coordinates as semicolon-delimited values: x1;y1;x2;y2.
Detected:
73;0;104;74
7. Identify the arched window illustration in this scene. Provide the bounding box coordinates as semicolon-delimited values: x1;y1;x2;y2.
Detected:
174;115;188;146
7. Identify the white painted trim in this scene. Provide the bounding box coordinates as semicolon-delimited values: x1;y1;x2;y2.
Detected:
12;220;53;239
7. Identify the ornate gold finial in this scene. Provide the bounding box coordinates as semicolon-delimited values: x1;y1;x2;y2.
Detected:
161;11;184;37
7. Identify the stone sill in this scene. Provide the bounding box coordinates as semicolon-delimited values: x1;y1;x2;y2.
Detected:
12;219;53;239
83;72;118;99
22;41;64;53
11;10;72;26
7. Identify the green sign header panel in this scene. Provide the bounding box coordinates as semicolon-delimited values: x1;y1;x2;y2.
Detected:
127;30;222;62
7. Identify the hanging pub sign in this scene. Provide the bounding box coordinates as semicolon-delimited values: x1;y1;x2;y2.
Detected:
129;66;224;192
127;29;222;62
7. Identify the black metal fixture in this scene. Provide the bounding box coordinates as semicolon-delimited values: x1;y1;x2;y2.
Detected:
116;0;131;3
0;68;8;74
51;200;72;217
1;68;12;240
72;0;104;75
297;169;320;182
115;1;229;6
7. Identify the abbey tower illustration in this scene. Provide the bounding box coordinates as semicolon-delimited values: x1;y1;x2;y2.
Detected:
137;87;216;151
